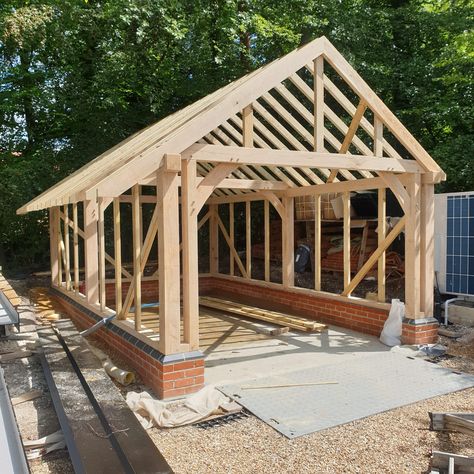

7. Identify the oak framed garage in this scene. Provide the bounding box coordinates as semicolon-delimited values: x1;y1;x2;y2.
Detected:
18;36;444;398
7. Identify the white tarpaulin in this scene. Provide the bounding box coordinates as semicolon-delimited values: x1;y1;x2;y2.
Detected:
126;385;239;429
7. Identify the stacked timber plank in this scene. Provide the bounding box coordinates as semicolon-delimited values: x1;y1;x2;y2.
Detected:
199;296;327;333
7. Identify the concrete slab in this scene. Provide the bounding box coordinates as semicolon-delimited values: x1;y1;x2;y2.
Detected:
218;352;474;439
205;323;389;386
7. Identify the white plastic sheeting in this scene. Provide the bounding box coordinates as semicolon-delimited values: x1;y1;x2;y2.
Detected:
380;299;405;346
126;385;237;429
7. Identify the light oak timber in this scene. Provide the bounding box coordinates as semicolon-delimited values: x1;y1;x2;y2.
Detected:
405;173;422;318
322;38;444;175
195;163;241;210
121;202;159;316
246;201;251;279
282;196;295;288
183;144;423;173
343;192;351;288
374;116;386;302
60;209;132;280
113;198;123;318
216;214;248;278
131;185;142;329
327;99;368;183
379;172;410;215
229;203;235;276
63;205;71;290
72;203;79;295
98;198;106;311
87;39;327;199
264;199;270;282
242;105;253;147
420;183;435;316
84;199;99;305
206;177;391;204
342;216;406;296
260;191;285;219
181;158;200;349
209;205;219;274
314;56;325;153
378;189;387;302
288;69;372;180
157;155;183;354
49;207;60;286
314;195;321;291
322;73;403;160
57;210;63;286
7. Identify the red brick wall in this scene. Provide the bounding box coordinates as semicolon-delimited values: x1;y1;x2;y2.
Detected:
401;321;439;345
80;276;216;306
53;292;204;399
207;276;438;344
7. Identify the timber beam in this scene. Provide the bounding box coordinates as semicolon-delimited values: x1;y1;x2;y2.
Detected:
182;144;423;174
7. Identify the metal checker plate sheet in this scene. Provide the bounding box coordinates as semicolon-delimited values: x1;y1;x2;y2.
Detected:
218;352;474;438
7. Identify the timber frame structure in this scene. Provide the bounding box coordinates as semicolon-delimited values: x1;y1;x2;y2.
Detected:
18;37;444;398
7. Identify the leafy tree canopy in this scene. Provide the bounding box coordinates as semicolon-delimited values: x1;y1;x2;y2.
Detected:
0;0;472;273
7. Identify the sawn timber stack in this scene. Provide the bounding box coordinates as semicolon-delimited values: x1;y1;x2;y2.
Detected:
199;296;327;333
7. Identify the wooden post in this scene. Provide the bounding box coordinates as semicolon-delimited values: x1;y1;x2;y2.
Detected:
374;116;386;302
420;183;435;317
282;196;294;287
209;204;219;274
229;203;235;276
113;198;123;318
405;174;422;318
343;192;351;290
157;154;182;355
181;158;199;350
98;198;106;312
57;209;63;286
49;207;59;287
313;56;324;152
314;195;321;291
264;199;270;282
246;201;251;279
132;184;142;329
378;189;387;302
63;205;71;290
72;203;79;295
84;199;99;305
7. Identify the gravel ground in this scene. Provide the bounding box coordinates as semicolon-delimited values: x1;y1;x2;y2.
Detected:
147;329;474;474
4;278;474;473
0;294;74;474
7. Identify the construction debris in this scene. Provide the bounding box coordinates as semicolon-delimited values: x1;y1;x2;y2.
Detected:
0;350;33;363
430;450;474;474
430;412;474;437
11;390;42;406
194;410;250;430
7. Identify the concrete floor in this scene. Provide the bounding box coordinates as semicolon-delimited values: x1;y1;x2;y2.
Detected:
205;320;391;386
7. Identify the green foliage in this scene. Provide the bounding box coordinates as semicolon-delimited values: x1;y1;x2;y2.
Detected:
0;0;472;273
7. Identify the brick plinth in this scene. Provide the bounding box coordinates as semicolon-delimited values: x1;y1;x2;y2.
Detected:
51;288;204;399
401;318;439;345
